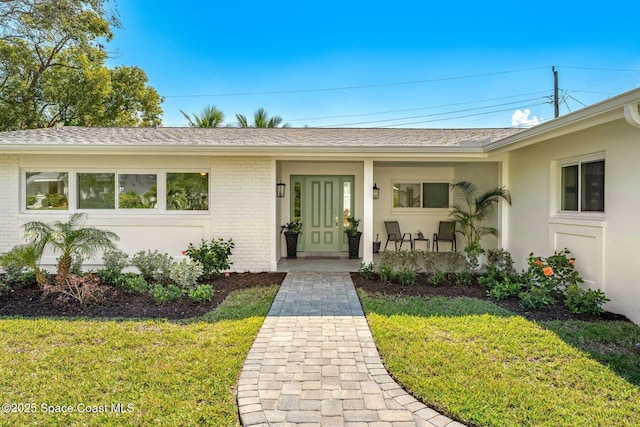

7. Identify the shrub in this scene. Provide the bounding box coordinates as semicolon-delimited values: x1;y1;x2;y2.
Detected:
486;248;516;273
149;283;184;304
519;286;556;309
486;276;524;300
131;250;173;284
446;252;466;273
115;272;148;294
61;274;104;305
98;249;130;286
169;259;203;290
359;262;376;280
455;270;473;286
188;284;215;302
184;238;234;280
0;248;28;286
103;248;129;272
379;265;396;283
527;249;582;293
428;271;446;287
565;284;610;315
398;267;417;286
422;251;437;273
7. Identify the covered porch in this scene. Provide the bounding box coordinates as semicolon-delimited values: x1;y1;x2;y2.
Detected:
273;156;509;269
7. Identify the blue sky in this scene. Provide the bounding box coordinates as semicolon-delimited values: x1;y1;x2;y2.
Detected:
107;1;640;128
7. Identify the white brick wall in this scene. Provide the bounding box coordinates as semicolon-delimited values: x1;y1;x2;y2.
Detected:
210;157;273;272
0;154;20;253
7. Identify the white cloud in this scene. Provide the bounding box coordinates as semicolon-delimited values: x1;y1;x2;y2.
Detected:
511;109;541;127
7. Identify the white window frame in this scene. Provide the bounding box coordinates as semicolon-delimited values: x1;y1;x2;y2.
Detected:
21;168;210;215
391;180;451;211
554;152;605;220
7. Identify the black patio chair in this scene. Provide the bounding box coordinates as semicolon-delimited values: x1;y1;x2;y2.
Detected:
433;221;456;252
384;221;412;250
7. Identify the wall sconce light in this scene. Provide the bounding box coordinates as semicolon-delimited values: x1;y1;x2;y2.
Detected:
373;183;380;200
276;180;286;198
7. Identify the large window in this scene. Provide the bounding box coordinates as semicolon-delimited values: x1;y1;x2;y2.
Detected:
118;174;157;209
24;170;208;213
561;159;605;213
166;172;209;211
25;172;69;210
393;182;449;209
78;173;115;209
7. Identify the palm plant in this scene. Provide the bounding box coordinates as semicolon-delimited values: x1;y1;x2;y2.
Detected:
235;108;289;128
449;181;512;251
23;213;119;286
180;105;225;127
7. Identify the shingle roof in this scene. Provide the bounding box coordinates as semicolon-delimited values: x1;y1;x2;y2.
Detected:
0;126;522;150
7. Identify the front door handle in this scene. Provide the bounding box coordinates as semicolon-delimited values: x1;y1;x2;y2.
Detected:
335;213;339;228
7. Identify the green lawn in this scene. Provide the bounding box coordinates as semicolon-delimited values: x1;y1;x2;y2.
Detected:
359;290;640;427
0;285;279;427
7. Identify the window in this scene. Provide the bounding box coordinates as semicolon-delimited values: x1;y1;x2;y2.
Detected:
422;183;450;208
24;170;209;213
393;182;449;209
166;172;209;211
78;173;115;209
25;172;69;210
560;160;604;213
118;174;157;209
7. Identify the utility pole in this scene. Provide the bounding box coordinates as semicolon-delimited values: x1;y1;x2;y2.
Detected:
553;66;559;118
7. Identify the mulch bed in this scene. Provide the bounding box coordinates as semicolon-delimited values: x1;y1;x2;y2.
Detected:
351;272;631;323
0;272;286;320
0;271;630;323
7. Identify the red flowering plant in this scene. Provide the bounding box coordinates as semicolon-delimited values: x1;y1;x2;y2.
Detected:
526;249;583;293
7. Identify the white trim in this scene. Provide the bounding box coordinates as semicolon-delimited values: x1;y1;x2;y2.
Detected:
624;103;640;128
21;168;212;215
363;161;374;265
552;152;605;217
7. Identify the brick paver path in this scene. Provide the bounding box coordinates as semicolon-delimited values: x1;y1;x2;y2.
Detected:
237;271;465;427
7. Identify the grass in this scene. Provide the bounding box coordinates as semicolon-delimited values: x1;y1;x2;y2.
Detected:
0;284;279;427
359;290;640;427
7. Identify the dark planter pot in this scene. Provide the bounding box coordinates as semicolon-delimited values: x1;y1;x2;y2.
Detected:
284;231;300;259
347;232;363;259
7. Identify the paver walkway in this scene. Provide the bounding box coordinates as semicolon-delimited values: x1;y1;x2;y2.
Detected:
237;271;465;427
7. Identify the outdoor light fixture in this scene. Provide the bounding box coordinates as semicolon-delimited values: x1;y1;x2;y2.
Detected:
373;183;380;200
276;181;286;198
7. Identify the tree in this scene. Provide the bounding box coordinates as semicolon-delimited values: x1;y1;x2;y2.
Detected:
0;0;163;130
23;212;119;287
180;104;224;127
235;107;289;128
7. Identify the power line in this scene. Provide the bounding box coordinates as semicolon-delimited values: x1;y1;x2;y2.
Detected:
320;97;548;127
371;102;549;128
164;66;550;98
286;90;551;123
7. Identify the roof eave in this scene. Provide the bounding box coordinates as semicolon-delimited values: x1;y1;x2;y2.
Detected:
485;87;640;154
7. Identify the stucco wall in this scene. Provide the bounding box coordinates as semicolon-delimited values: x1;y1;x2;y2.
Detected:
0;154;20;253
506;118;640;324
373;164;453;250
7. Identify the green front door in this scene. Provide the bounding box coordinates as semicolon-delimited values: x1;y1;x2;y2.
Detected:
291;175;354;252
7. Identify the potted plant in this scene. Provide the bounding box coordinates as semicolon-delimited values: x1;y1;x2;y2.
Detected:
345;217;362;259
281;221;302;259
449;181;512;271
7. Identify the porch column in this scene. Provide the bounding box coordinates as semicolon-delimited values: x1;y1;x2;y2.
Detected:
363;160;374;264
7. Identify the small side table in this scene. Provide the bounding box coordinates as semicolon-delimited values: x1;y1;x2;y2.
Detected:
412;238;430;251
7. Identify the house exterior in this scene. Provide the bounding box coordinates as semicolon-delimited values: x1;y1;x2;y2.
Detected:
1;87;639;324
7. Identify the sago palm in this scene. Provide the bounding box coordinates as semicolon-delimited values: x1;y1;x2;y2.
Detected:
449;181;512;248
23;213;119;286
